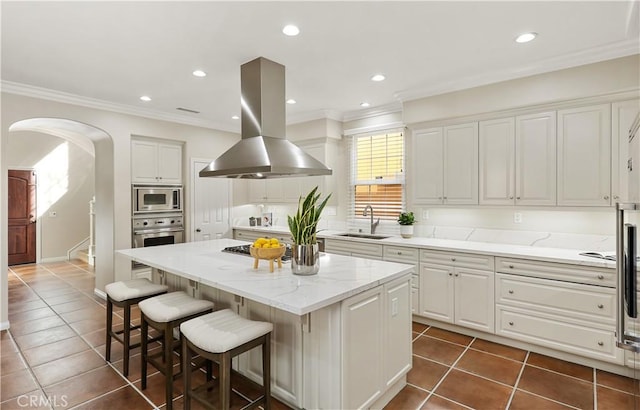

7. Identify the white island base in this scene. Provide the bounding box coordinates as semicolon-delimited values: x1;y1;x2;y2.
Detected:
119;239;413;409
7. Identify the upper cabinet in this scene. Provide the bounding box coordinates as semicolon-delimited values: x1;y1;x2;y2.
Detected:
479;118;515;205
557;104;611;206
515;111;557;206
131;139;183;184
612;99;640;203
411;122;478;205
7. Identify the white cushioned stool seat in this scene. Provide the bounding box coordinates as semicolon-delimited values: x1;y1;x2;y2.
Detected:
181;308;273;353
139;291;214;323
105;278;168;302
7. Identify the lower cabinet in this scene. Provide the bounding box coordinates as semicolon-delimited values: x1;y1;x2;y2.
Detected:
419;250;495;333
325;238;383;259
383;245;420;314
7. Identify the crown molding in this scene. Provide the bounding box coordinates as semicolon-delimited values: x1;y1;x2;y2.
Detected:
287;109;343;125
342;101;403;123
1;81;240;133
395;39;640;103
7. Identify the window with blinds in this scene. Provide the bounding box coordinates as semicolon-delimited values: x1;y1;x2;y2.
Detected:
348;131;405;223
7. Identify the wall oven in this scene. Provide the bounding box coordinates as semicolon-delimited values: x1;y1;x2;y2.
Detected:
132;213;184;268
133;185;182;214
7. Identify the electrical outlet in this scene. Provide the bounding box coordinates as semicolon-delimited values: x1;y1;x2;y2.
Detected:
514;212;522;223
422;210;429;220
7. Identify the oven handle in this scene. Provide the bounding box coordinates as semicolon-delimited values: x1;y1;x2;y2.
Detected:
133;227;185;235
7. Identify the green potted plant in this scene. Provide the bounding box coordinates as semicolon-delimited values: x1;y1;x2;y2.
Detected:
288;186;331;275
397;211;416;238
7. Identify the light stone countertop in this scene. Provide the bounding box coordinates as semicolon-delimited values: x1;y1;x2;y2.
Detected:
117;238;414;315
233;225;617;270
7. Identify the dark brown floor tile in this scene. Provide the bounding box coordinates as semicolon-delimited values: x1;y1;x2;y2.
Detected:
421;394;469;410
13;324;76;350
0;368;39;400
32;349;106;386
71;385;154;409
1;334;19;353
425;328;473;346
597;369;639;394
435;369;512;409
597;385;640;410
83;328;108;348
111;351;161;383
0;389;51;410
44;365;126;408
59;305;107;323
22;335;90;367
408;355;449;391
50;298;98;313
527;352;593;381
413;335;465;366
455;349;522;386
470;339;527;362
133;367;185;407
412;322;428;334
9;315;66;337
509;389;574;410
43;291;88;306
7;299;48;314
173;390;252;410
1;350;27;376
518;365;594;409
8;306;57;324
384;384;429;410
69;318;108;335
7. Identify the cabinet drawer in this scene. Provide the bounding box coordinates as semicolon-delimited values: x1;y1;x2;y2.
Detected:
421;249;494;271
496;306;622;364
325;239;383;258
496;257;615;287
234;230;263;242
496;274;615;324
411;273;419;288
383;246;420;264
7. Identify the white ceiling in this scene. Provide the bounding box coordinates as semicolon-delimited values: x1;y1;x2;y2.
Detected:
2;1;639;133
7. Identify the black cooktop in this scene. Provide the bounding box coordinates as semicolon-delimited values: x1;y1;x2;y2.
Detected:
222;244;291;262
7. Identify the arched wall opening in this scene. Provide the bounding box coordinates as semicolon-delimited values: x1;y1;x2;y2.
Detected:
2;118;115;329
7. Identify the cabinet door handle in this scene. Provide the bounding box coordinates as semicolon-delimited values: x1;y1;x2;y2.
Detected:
614;195;620;200
604;195;609;200
508;321;514;326
448;273;453;276
597;304;604;309
508;264;514;269
397;251;402;255
597;341;604;346
516;196;521;200
454;273;459;277
196;228;201;233
508;290;514;294
451;258;456;262
597;274;604;280
509;196;514;200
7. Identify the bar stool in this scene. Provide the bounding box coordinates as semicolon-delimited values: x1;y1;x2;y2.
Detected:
180;309;273;410
139;291;214;410
105;278;168;376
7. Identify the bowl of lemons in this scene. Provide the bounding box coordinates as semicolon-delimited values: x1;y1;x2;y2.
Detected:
250;237;286;272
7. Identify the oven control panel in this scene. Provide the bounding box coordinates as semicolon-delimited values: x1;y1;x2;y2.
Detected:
132;214;183;231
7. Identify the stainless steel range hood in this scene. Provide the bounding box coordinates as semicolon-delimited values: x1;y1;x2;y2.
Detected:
199;57;332;179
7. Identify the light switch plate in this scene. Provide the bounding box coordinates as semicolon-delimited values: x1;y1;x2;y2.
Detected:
514;212;522;223
422;210;429;220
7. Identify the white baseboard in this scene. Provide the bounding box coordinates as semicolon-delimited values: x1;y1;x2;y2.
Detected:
39;256;68;263
0;321;10;331
94;288;106;301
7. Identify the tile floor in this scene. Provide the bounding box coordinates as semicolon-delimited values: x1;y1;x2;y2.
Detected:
1;260;639;409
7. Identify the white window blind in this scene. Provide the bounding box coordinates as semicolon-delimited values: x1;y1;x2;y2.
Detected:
348;130;405;225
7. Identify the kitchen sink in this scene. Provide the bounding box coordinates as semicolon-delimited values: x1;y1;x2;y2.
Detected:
336;233;390;240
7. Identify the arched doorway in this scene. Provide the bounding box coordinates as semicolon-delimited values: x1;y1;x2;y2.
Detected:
2;118;115;329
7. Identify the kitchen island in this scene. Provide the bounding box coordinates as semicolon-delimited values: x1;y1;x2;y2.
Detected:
118;238;414;409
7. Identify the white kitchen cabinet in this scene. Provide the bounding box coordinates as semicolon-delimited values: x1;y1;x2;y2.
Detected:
612;99;640;203
383;245;420;314
325;238;383;259
383;277;412;389
495;258;623;364
131;139;182;184
557;104;611;206
411;123;478;205
515;111;557;205
234;228;292;245
419;250;495;333
479;117;516;205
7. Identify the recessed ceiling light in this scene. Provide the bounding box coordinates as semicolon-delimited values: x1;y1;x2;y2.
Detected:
192;70;207;77
282;25;300;36
371;74;386;82
140;96;151;102
231;115;240;120
515;32;537;43
360;102;370;107
286;99;297;104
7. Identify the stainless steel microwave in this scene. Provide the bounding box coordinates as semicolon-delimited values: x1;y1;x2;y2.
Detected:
133;185;182;213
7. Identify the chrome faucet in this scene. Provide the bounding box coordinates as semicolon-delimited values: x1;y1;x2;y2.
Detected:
363;204;380;235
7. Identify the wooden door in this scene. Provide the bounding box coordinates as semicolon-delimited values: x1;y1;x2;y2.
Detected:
8;170;36;265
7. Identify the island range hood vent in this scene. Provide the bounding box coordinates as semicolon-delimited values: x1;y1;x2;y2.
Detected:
199;57;333;179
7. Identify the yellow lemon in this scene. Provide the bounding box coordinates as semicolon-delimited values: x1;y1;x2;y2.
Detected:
256;238;268;245
270;238;279;245
262;243;271;248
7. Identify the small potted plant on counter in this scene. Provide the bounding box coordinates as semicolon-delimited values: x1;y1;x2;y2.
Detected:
288;186;331;275
398;211;416;238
